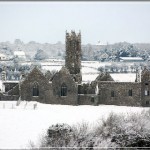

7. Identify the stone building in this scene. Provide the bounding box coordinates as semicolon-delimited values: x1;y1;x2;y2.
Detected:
0;31;150;107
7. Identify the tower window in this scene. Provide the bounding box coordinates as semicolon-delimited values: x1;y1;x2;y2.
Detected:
145;83;149;85
61;83;67;96
145;90;149;96
128;90;132;96
33;82;39;97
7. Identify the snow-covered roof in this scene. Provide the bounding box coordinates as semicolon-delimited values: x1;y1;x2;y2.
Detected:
120;57;143;61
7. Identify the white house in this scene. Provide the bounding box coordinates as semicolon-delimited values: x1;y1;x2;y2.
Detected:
0;53;7;60
14;50;26;60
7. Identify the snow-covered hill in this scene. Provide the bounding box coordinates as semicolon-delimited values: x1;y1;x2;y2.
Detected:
0;101;148;149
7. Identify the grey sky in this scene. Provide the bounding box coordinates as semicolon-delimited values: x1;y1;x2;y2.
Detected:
0;2;150;44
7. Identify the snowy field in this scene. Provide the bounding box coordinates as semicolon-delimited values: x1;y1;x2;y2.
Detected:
82;74;99;83
0;101;148;149
110;73;136;82
41;60;136;83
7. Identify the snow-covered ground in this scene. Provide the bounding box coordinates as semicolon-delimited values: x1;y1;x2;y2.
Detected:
82;67;99;74
0;101;148;149
110;73;136;82
42;65;62;71
82;74;99;83
82;73;136;83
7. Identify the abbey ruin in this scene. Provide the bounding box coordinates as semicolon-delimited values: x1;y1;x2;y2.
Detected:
0;31;149;107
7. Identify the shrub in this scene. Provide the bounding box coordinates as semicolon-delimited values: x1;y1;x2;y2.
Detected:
44;123;74;147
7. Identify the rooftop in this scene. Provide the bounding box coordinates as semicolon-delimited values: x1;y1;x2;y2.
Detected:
120;57;143;61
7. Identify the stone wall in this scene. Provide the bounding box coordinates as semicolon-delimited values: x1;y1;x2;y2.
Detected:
78;84;95;94
0;94;19;101
78;94;98;105
97;82;141;106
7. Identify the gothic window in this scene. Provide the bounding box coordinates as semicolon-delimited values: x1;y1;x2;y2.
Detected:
145;82;149;85
128;89;132;96
145;90;149;96
33;82;39;96
61;83;67;96
146;101;149;105
111;91;115;97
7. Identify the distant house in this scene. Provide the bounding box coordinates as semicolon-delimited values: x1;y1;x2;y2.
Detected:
119;57;144;62
0;53;7;60
14;50;26;60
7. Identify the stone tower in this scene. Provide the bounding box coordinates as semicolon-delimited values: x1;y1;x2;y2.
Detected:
65;30;82;83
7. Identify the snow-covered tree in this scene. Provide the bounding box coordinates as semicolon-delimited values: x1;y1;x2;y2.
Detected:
34;49;49;60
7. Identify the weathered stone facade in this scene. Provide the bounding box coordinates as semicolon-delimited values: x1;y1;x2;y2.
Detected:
1;31;150;107
52;67;78;105
97;82;141;106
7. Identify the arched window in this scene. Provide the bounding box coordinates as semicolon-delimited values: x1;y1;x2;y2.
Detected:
61;83;67;96
33;82;39;96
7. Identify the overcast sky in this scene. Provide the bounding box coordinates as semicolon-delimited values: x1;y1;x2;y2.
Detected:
0;2;150;44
